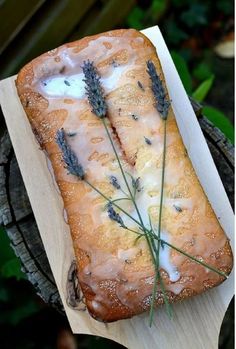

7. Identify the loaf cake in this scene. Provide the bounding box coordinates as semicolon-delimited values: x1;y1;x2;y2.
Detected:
16;29;233;323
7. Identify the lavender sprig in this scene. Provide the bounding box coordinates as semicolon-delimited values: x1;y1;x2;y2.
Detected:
82;60;150;238
147;60;171;324
109;175;121;189
82;60;107;118
107;203;126;228
146;60;170;119
56;129;144;228
56;129;84;179
132;176;141;194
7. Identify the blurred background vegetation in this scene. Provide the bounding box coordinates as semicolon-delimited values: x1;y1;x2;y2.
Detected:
0;0;234;348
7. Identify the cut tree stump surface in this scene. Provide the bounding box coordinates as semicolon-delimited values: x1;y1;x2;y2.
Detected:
0;104;234;315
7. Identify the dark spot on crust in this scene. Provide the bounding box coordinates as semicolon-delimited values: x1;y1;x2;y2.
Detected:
111;59;120;68
173;204;182;212
59;66;66;74
137;80;144;90
131;114;139;121
125;259;132;264
67;131;77;137
144;136;152;145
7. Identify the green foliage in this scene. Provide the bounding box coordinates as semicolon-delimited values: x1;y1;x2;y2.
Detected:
0;227;40;337
171;51;192;93
126;7;144;30
170;51;233;143
1;259;25;280
216;0;233;14
0;227;40;326
1;296;39;326
0;227;25;280
151;0;166;13
202;106;234;144
192;75;215;102
164;21;188;45
180;3;208;27
193;62;213;81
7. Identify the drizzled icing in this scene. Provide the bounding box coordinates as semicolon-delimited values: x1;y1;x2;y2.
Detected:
41;74;85;99
41;64;129;99
32;31;196;311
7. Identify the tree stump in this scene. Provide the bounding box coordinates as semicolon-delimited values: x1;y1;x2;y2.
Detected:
0;102;234;317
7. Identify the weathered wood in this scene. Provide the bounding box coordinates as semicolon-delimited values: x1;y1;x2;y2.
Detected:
0;0;96;78
0;130;12;225
0;0;46;55
69;0;135;40
0;0;136;80
199;117;234;209
0;129;62;310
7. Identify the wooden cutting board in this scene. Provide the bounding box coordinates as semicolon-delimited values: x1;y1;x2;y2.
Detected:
0;26;234;349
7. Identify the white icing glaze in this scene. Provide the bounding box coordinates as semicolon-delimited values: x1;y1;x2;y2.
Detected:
45;156;61;194
41;74;85;99
159;231;180;282
40;64;128;99
35;31;190;307
63;209;68;224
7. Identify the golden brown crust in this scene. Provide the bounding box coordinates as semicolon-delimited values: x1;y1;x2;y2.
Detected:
16;29;233;322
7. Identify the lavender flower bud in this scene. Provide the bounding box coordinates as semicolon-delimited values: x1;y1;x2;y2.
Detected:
56;129;84;179
107;203;126;228
82;60;107;118
146;60;170;120
109;175;121;189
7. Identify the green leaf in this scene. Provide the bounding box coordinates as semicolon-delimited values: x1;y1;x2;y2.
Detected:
151;0;166;13
216;0;233;14
193;62;213;81
0;287;9;302
0;227;16;265
165;21;188;45
1;258;25;280
126;6;144;30
192;75;214;102
181;4;208;27
203;106;234;144
0;299;39;325
171;51;192;94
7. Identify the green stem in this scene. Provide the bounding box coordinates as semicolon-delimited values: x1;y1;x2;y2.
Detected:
160;238;227;279
159;271;173;318
157;119;167;243
102;119;158;301
110;197;132;205
125;227;144;236
84;179;141;227
150;119;168;325
102;119;147;232
149;263;159;326
85;178;227;279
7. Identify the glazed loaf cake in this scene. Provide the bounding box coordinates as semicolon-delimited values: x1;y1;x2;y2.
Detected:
16;29;233;322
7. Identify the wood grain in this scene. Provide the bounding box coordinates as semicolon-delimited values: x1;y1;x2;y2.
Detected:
0;0;96;78
0;0;46;55
0;26;234;349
